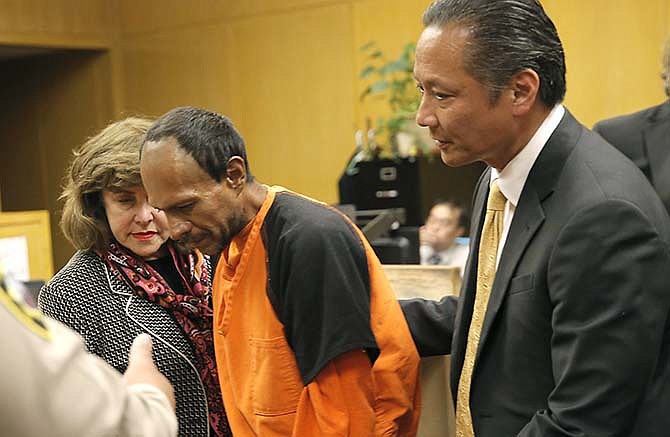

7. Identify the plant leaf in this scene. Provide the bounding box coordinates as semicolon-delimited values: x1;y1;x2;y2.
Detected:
359;85;372;101
402;42;416;58
384;59;410;74
360;41;376;52
369;82;390;93
359;66;376;79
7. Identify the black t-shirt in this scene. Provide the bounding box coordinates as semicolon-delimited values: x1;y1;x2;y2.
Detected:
262;191;379;384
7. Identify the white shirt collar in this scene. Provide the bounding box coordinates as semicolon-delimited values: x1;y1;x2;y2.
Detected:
490;104;565;206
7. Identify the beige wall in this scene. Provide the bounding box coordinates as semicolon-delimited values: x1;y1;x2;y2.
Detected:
545;0;670;126
118;0;670;205
118;0;432;205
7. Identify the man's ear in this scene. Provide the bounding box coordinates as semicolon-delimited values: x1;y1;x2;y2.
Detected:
225;156;247;190
509;68;540;116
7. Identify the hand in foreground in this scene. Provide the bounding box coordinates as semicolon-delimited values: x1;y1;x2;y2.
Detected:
123;333;176;411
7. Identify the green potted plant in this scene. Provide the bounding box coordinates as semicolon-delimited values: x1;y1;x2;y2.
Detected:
359;41;433;158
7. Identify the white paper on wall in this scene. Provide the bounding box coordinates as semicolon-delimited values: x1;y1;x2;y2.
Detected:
0;236;30;281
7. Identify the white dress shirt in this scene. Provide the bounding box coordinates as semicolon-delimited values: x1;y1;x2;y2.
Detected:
420;241;470;277
490;104;565;267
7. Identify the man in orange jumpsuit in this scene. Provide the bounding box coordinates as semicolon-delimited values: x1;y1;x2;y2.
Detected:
140;106;421;436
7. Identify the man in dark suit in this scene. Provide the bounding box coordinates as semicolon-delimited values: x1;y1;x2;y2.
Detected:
402;1;670;436
593;38;670;213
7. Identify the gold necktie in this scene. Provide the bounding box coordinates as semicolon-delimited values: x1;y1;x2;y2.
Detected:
456;179;506;437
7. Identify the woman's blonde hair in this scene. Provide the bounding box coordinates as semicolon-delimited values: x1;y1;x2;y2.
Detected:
60;117;153;251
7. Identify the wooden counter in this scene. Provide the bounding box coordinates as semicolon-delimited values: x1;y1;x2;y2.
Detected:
383;264;460;437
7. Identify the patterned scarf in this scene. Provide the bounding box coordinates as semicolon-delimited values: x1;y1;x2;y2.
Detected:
99;241;231;437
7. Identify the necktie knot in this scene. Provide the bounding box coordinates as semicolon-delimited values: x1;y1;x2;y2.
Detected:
487;179;506;211
428;253;443;265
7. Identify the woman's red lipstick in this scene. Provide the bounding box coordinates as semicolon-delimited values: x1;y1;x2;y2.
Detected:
132;231;157;241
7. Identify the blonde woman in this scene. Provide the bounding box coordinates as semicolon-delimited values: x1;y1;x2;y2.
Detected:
39;118;231;437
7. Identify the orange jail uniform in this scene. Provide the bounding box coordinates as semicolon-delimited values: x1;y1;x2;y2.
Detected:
213;186;421;436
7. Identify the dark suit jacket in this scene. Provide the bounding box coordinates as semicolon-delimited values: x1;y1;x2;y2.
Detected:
402;110;670;436
593;101;670;213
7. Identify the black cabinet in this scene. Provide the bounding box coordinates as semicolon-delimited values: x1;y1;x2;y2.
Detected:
339;156;486;226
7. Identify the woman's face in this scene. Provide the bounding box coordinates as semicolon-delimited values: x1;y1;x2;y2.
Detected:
102;185;170;260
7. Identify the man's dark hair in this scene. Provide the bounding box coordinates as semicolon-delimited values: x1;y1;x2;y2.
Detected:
432;199;470;229
143;106;253;182
423;0;566;107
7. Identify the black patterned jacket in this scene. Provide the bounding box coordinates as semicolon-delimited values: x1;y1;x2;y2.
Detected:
39;250;211;437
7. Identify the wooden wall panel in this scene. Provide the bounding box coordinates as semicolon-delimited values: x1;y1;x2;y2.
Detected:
0;61;46;211
36;52;116;270
0;0;112;48
118;0;226;36
117;0;350;34
222;0;352;19
224;3;355;202
545;0;669;127
116;0;670;203
121;23;231;118
0;1;118;271
352;0;432;142
0;52;115;271
120;1;359;203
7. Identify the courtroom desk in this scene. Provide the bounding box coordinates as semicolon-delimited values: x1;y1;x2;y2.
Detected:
383;264;461;437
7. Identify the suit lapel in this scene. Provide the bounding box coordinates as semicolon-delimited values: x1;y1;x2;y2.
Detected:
476;190;544;360
104;262;132;296
644;102;670;210
474;110;582;362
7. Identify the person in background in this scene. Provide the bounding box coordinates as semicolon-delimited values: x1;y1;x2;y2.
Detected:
38;117;231;437
593;36;670;214
419;200;469;275
139;106;420;436
401;0;670;436
1;263;177;437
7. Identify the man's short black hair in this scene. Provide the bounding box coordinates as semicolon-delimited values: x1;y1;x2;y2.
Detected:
143;106;253;182
423;0;566;107
431;199;470;230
